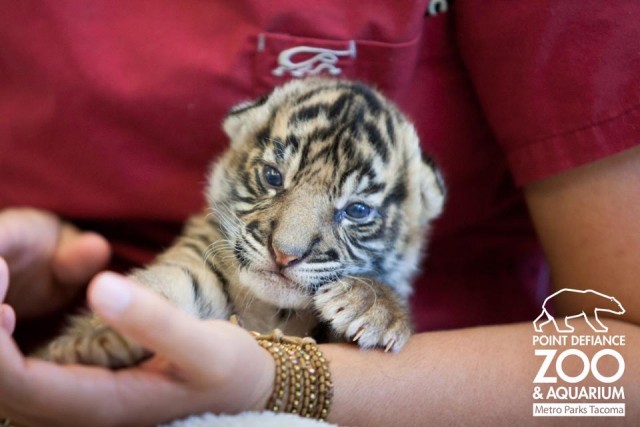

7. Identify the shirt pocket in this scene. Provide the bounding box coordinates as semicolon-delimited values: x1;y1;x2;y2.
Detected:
253;31;422;99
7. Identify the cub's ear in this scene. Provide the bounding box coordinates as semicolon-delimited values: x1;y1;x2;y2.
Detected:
400;120;446;224
222;94;271;143
418;154;446;223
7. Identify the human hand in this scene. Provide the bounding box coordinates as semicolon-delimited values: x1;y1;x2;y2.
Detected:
0;208;111;319
0;271;275;427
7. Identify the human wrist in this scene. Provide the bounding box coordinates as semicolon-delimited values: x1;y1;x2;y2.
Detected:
247;345;276;411
252;330;333;419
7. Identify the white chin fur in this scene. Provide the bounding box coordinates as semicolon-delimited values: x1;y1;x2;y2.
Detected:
237;270;312;309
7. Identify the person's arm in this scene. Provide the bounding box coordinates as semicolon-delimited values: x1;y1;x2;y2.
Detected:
524;146;640;325
324;146;640;425
325;320;638;426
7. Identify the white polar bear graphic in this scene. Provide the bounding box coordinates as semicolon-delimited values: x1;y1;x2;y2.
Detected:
533;288;625;333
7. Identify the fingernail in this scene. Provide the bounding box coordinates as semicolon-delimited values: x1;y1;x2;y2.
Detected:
91;273;132;316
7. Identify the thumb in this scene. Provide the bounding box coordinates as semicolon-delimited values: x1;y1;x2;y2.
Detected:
87;273;245;379
52;226;111;288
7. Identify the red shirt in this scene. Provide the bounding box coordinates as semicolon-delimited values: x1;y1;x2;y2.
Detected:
1;0;639;331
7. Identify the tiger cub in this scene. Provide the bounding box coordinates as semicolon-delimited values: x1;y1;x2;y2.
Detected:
40;78;446;368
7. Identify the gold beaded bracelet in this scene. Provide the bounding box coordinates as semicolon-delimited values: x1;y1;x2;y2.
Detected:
252;329;333;421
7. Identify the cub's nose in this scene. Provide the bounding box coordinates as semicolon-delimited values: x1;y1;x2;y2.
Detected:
272;245;300;268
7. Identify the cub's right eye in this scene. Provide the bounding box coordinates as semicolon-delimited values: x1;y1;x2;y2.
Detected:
263;165;283;187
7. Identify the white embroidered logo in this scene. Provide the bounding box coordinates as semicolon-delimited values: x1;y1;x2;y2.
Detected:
272;41;357;78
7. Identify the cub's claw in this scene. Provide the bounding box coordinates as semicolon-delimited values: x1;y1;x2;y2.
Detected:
314;278;411;352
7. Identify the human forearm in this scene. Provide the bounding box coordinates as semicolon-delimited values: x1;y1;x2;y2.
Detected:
323;321;639;426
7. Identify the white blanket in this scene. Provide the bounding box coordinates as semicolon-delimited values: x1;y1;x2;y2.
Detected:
160;411;337;427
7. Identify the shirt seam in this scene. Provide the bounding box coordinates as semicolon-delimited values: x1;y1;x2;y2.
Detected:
517;100;640;148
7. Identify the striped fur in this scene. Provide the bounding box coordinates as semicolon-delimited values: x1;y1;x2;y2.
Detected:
39;79;445;367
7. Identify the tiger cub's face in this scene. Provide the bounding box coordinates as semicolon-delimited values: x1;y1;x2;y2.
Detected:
207;79;444;309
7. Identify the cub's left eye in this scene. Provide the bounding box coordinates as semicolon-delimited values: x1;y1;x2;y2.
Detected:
344;202;371;220
263;165;283;187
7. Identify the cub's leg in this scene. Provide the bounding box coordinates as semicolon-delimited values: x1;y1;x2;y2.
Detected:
34;310;147;368
38;213;233;368
313;277;411;352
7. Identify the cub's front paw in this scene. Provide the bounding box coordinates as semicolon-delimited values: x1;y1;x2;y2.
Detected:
313;279;411;352
36;314;149;368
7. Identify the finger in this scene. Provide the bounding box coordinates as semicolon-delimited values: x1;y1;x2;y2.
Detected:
0;258;16;334
87;272;243;379
0;208;59;258
0;329;36;425
0;257;8;302
0;328;28;394
52;228;111;289
1;304;16;335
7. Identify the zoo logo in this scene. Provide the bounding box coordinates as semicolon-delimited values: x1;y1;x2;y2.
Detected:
533;288;625;333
